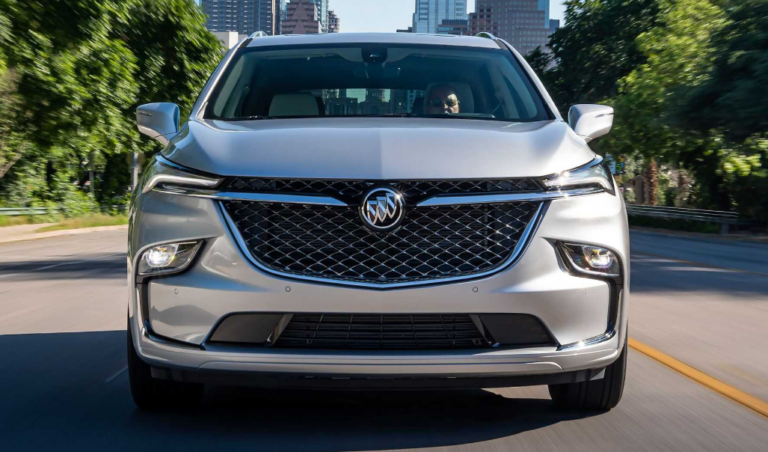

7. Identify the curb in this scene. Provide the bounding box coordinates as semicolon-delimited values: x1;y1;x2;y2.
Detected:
0;225;128;245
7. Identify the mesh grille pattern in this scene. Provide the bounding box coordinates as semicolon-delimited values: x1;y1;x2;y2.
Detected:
275;314;487;349
223;200;539;285
226;178;541;202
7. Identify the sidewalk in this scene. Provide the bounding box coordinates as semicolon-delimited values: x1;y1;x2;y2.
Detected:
0;223;128;245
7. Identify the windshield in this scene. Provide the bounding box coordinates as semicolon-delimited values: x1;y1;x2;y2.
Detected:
204;44;551;122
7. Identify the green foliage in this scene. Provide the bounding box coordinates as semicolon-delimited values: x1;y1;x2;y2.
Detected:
119;0;222;118
35;213;128;232
539;0;767;225
545;0;660;111
679;0;768;141
524;47;553;77
606;0;729;169
0;0;221;210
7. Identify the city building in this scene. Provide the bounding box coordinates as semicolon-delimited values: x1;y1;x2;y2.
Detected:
396;26;414;33
325;90;359;115
469;0;554;55
327;10;340;33
212;31;249;50
310;0;330;33
549;18;560;34
437;19;470;35
201;0;279;36
538;0;550;28
412;0;468;34
282;0;322;34
359;90;389;116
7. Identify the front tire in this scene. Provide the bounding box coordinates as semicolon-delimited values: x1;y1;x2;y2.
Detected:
127;319;203;411
548;335;628;411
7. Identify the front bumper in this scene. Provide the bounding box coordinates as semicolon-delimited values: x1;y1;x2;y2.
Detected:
128;189;629;384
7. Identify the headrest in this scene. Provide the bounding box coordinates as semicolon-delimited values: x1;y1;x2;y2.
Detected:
424;82;475;113
269;94;320;117
411;96;424;115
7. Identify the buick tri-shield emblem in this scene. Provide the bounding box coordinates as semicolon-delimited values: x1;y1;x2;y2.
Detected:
360;187;405;232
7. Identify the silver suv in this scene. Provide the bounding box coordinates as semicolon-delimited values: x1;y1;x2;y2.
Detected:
128;33;628;411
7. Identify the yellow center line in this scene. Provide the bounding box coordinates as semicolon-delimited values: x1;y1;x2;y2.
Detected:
629;338;768;418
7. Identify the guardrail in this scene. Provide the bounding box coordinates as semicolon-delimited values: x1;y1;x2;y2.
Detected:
626;204;742;234
0;207;60;216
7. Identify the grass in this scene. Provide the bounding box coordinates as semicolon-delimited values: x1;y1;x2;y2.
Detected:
0;215;40;227
35;213;128;232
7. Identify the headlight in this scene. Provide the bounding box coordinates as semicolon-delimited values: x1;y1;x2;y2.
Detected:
138;241;203;276
558;242;621;278
140;155;221;194
542;156;615;196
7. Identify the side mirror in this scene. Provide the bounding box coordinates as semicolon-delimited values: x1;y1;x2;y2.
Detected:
568;104;614;142
136;103;180;146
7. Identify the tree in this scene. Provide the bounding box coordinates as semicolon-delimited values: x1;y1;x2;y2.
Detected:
0;0;222;208
524;47;553;77
98;0;222;202
0;7;23;180
117;0;222;118
545;0;661;111
678;0;768;141
0;70;24;179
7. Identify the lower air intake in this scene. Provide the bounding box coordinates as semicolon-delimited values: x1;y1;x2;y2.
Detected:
274;314;487;350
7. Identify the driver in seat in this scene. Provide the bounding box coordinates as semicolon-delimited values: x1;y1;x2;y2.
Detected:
425;84;461;115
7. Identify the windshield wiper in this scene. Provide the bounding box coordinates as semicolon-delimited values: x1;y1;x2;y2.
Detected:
225;115;273;121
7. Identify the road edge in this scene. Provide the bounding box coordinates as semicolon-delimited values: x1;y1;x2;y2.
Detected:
0;224;128;245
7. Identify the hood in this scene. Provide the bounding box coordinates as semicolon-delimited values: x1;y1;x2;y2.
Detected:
163;118;595;179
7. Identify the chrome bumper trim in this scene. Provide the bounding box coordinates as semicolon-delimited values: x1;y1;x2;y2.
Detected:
558;328;616;351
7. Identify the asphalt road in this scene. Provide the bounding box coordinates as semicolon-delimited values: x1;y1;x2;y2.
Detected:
1;229;767;451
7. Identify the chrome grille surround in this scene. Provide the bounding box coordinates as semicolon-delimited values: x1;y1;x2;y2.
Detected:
226;177;541;202
221;190;544;288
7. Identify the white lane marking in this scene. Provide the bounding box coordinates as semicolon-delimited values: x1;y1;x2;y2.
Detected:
0;253;124;279
105;366;128;383
632;252;768;278
657;266;736;273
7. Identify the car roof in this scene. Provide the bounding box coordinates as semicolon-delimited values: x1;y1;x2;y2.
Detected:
244;32;503;49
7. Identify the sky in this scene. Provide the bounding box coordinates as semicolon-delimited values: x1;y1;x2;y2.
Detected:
328;0;566;33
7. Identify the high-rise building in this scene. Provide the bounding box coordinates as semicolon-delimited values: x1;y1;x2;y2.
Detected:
212;31;249;50
537;0;550;28
469;0;553;55
325;90;359;116
277;0;287;34
412;0;468;34
309;0;330;33
437;19;470;35
327;10;340;33
549;19;560;34
282;0;322;34
201;0;279;36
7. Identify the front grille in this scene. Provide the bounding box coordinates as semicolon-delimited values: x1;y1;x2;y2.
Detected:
223;200;540;285
274;314;487;349
226;177;541;202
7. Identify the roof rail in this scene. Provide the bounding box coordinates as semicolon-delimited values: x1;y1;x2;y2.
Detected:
248;31;269;39
475;32;498;40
